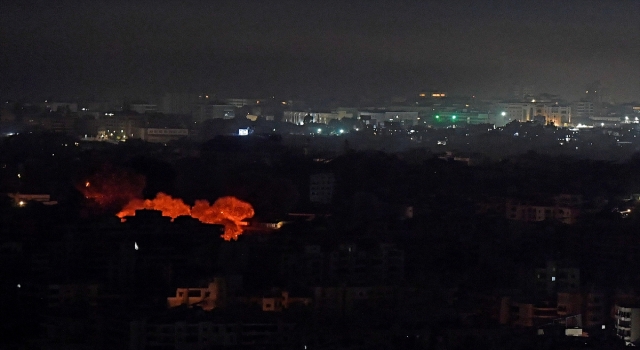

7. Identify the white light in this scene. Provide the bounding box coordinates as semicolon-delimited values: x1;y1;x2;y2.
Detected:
501;112;506;116
317;128;322;133
339;129;344;134
17;284;21;288
552;276;556;281
602;325;606;329
134;242;139;251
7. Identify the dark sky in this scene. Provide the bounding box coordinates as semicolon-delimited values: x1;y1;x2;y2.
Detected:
1;0;639;102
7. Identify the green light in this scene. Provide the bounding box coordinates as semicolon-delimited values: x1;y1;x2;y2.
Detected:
435;115;440;119
452;115;457;120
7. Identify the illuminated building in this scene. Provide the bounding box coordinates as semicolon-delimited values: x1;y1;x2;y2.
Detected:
498;102;571;126
167;279;225;311
430;111;490;126
282;111;341;125
615;304;640;345
383;111;419;125
96;114;144;141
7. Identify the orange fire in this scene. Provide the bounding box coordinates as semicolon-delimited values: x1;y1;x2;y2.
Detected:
117;193;255;241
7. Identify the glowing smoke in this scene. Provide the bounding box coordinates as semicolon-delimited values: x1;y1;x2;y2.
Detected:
117;193;255;241
80;166;145;209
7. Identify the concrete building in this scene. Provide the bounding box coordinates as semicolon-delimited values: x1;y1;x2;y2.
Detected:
192;103;235;123
225;98;258;108
45;102;78;113
615;304;640;345
96;114;145;141
498;103;571;126
534;261;580;296
130;104;158;114
161;93;199;115
8;193;57;206
505;199;580;225
572;101;595;119
430;111;491;126
167;280;225;311
282;111;342;125
132;128;189;143
358;111;386;127
583;291;607;328
260;290;312;312
129;312;297;350
46;283;100;307
309;173;335;204
40;115;76;134
384;111;419;125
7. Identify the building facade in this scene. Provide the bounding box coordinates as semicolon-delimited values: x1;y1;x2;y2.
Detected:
615;304;640;345
132;128;189;143
309;173;335;204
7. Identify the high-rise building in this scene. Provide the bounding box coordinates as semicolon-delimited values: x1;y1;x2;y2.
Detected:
615;304;640;345
572;101;595;119
191;103;235;123
161;93;199;115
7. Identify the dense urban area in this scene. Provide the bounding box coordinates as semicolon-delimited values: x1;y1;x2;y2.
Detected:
3;87;640;350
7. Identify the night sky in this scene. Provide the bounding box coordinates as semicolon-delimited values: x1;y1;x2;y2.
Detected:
1;0;639;102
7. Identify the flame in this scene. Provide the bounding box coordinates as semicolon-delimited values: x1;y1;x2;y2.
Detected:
117;193;255;241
